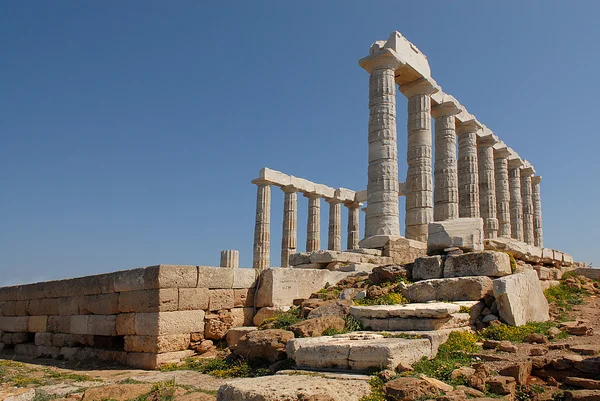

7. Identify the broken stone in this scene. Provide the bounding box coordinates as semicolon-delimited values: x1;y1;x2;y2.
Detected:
564;377;600;390
492;270;550;326
450;366;475;381
526;333;548;344
289;316;345;338
368;265;411;284
350;302;460;319
412;256;444;281
567;325;594;336
443;251;511;278
497;341;517;353
402;276;493;302
232;329;294;363
307;300;352;319
571;344;600;355
383;377;441;401
427;218;484;254
486;375;516;396
530;347;547;356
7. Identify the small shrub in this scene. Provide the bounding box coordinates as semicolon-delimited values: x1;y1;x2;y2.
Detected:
160;357;271;379
344;315;363;332
458;305;471;313
354;292;408;306
258;308;304;330
358;376;386;401
479;321;557;343
32;392;59;401
379;332;420;339
544;284;586;311
505;252;517;273
322;327;345;336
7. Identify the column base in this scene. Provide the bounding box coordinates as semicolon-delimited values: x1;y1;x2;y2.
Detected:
359;235;404;249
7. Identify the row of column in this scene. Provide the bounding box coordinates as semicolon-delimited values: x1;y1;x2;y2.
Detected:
252;181;361;270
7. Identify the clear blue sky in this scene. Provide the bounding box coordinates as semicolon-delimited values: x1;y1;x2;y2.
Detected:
1;1;599;286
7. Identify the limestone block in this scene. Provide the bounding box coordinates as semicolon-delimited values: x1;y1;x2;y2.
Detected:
226;327;258;348
350;303;460;319
0;300;29;317
493;270;549;326
0;286;19;302
70;315;89;335
230;307;254;327
17;282;47;300
34;332;53;346
304;250;394;266
118;289;178;313
28;316;47;332
233;268;257;289
402;276;493;302
51;333;75;347
135;310;205;336
57;297;80;315
74;294;116;315
197;266;235;289
27;298;59;316
360;313;470;331
252;306;290;326
114;265;198;292
533;266;552;280
116;313;136;335
126;349;195;369
234;288;255;307
178;288;210;311
539;280;560;292
47;316;70;333
382;237;428;265
348;338;432;370
427;218;484;254
216;373;371;401
443;251;511;278
124;334;191;353
38;345;61;358
0;316;29;332
1;332;29;344
208;289;235;311
484;237;545;264
412;256;444;281
574;268;600;280
88;315;117;336
255;268;360;308
14;343;38;357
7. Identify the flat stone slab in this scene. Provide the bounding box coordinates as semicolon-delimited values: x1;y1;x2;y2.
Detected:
444;251;511;278
287;333;432;371
350;302;460;319
289;250;394;267
402;276;494;302
217;373;371;401
493;270;549;326
360;313;470;331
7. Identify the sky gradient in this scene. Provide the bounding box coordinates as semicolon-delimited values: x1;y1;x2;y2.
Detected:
1;1;599;286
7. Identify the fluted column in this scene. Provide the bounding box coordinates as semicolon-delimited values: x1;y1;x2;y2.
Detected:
399;79;438;241
521;165;535;245
493;146;512;238
456;121;481;218
508;158;524;241
431;102;460;221
478;134;499;239
346;202;360;250
305;193;321;252
252;180;271;270
327;199;342;251
359;48;402;239
220;250;239;268
281;186;297;267
532;176;544;248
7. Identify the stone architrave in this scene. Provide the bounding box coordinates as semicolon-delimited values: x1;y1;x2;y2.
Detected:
532;176;544;248
493;145;512;238
346;202;360;250
478;133;499;239
305;193;321;252
431;101;460;222
521;165;536;245
359;48;403;239
252;180;271;270
456;120;481;218
399;79;438;242
220;250;239;268
281;186;298;267
508;158;524;242
327;199;342;251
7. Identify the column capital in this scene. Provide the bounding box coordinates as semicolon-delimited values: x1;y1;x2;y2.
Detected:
431;101;461;118
493;143;512;159
507;157;524;169
398;77;440;97
478;132;499;147
303;192;320;200
325;197;342;205
532;175;542;184
281;185;297;194
251;178;271;186
456;119;483;134
359;48;403;74
520;166;535;177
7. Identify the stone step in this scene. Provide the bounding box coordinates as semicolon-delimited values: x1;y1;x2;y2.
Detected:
286;332;433;371
350;302;460;319
402;276;493;302
358;313;470;331
289;250;394;268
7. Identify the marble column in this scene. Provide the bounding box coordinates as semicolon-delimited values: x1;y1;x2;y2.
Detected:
521;165;535;245
399;79;438;241
508;158;524;241
359;48;402;239
431;102;460;222
327;199;342;251
346;202;360;250
252;180;271;270
478;134;499;239
456;121;481;218
493;146;512;238
220;250;239;268
532;176;544;248
305;193;321;252
281;186;297;267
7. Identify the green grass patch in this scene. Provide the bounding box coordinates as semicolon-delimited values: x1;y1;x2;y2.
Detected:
358;376;386;401
479;321;559;342
118;378;144;384
258;307;304;330
412;331;480;384
32;392;60;401
458;305;471;313
354;292;408;306
160;357;271;378
544;283;586;317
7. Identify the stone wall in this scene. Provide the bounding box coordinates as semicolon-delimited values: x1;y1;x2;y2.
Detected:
0;265;257;369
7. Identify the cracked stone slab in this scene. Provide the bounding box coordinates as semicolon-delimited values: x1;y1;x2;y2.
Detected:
350;302;460;319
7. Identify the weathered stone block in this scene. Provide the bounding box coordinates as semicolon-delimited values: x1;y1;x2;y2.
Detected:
252;306;290;326
233;268;257;288
225;327;257;348
135;310;205;336
383;237;428;265
27;298;59;316
427;218;484;254
230;307;254;327
2;332;30;344
118;289;178;313
88;315;117;336
28;316;47;332
57;297;79;315
443;251;511;278
350;303;460;319
17;283;47;300
116;313;136;335
124;334;191;353
233;288;254;307
208;289;235;311
79;293;119;315
0;286;19;302
14;343;38;357
0;316;29;332
51;333;75;347
493;270;549;326
114;265;198;292
197;266;235;289
361;313;470;331
402;276;494;302
126;350;195;369
47;316;71;333
178;288;209;311
412;256;444;281
70;315;89;335
34;332;53;346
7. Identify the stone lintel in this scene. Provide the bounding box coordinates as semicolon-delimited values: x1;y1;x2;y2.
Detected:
456;119;483;134
397;77;440;97
507;154;524;169
493;142;511;159
520;165;536;176
431;101;461;118
358;48;403;75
